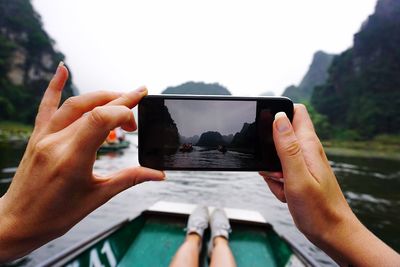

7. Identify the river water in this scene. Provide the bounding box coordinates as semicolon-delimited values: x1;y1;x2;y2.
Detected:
0;134;399;267
164;146;256;169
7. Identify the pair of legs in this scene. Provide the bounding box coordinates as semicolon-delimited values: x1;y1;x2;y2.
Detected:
170;207;236;267
170;234;236;267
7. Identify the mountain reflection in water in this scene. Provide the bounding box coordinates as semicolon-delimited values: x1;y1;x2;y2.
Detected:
0;134;399;267
164;146;255;168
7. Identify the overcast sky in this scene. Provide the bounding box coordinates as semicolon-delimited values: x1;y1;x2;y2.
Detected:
32;0;377;96
166;100;255;137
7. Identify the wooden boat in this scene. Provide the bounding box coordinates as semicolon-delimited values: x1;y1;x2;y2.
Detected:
39;201;318;267
179;143;193;152
98;141;130;153
218;145;227;153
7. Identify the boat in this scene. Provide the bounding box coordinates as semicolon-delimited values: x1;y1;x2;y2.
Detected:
98;141;130;153
38;201;319;267
179;143;193;152
218;145;227;153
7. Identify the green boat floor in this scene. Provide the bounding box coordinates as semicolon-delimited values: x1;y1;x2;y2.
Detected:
118;216;284;267
118;219;186;267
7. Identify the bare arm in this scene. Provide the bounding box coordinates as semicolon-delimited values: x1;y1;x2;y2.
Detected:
0;63;165;263
260;105;399;266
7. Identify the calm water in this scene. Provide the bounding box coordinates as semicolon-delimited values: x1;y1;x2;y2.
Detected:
0;134;399;267
164;146;256;168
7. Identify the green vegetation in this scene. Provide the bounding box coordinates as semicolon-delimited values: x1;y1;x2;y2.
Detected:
280;0;400;160
0;0;75;126
0;121;32;142
311;0;400;139
323;135;400;161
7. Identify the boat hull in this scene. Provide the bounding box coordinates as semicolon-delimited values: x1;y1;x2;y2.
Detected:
39;202;317;267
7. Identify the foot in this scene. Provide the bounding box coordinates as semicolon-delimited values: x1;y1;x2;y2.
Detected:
186;205;209;239
210;208;231;243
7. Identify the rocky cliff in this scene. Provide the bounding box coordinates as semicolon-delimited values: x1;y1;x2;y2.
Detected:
311;0;400;137
196;131;226;147
0;0;76;123
140;99;180;155
230;122;256;152
283;51;334;102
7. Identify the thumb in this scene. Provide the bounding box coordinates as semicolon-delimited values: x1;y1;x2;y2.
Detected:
100;167;165;197
273;112;309;181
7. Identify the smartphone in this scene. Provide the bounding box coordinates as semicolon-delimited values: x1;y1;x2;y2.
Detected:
138;95;293;171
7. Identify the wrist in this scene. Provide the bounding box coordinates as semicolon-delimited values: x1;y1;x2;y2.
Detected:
307;211;363;265
0;195;32;263
308;213;400;266
0;196;16;263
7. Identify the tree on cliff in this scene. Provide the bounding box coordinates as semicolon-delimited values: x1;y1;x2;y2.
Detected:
0;0;76;124
312;0;400;138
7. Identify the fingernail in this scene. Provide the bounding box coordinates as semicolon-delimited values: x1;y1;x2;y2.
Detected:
135;86;147;94
56;61;64;75
268;176;285;183
275;112;290;133
161;171;166;180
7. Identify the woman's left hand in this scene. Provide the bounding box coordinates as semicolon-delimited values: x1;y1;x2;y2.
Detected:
0;63;165;263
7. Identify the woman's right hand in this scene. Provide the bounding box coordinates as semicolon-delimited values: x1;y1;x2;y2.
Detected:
0;64;165;263
260;104;400;266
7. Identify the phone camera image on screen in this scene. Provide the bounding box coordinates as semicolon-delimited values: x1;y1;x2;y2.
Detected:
138;96;293;171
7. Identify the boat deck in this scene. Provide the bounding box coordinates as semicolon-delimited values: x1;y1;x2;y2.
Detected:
39;202;310;267
118;213;292;267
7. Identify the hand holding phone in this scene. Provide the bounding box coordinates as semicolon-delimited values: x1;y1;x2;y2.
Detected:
138;95;293;171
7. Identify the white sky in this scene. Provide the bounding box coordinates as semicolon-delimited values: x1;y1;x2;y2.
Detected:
166;100;256;137
32;0;377;96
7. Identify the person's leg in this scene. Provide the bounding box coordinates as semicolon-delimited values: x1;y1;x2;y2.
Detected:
209;208;237;267
209;236;236;267
170;206;209;267
169;234;201;267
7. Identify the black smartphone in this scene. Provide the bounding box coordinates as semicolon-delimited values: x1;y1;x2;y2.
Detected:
138;95;293;171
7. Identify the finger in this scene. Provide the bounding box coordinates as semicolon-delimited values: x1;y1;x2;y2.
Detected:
263;176;286;203
73;105;135;153
104;86;148;131
35;62;68;129
48;91;123;132
99;167;165;197
292;104;330;178
273;112;313;186
105;86;148;108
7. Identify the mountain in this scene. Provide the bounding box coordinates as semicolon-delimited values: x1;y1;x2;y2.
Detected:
139;99;180;155
0;0;77;124
162;81;231;95
230;122;256;152
196;131;226;147
180;134;200;144
283;51;334;102
260;91;275;96
311;0;400;138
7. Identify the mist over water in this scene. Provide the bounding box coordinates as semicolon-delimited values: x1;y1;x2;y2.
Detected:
0;134;399;266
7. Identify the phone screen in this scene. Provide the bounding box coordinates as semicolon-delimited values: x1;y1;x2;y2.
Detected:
138;95;293;171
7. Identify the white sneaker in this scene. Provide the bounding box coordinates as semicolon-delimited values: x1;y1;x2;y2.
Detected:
186;205;209;238
210;208;231;241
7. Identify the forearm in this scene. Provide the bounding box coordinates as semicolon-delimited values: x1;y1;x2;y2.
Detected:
0;197;44;263
312;215;400;266
0;197;18;263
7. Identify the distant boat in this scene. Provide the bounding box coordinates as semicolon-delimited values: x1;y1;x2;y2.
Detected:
38;201;319;267
218;145;227;153
98;141;130;153
179;143;193;152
